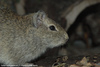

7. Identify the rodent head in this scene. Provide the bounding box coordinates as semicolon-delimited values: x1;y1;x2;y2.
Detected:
27;11;69;48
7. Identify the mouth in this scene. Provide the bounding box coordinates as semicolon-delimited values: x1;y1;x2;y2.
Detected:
60;39;69;45
55;39;68;47
49;38;69;48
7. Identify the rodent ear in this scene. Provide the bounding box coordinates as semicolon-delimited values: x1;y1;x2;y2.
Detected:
33;10;46;28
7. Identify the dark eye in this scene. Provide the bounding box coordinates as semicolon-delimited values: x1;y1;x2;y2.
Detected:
49;25;56;31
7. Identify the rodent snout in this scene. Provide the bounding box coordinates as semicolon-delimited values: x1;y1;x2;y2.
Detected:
64;33;69;40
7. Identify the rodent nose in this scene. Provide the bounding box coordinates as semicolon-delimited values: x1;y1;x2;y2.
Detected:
64;33;69;40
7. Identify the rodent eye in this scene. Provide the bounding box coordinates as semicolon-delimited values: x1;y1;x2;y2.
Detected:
49;25;56;31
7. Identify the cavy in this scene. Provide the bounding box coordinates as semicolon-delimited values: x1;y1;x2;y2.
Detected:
0;6;69;66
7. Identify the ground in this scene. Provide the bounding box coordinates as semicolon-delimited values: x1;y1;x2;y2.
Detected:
33;46;100;67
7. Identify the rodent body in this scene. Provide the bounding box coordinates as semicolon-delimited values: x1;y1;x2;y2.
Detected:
0;4;69;65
